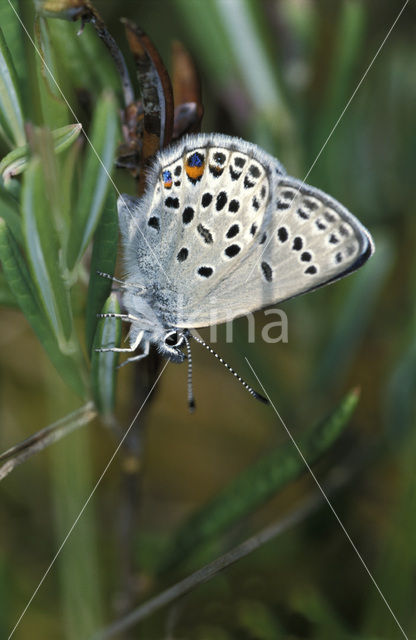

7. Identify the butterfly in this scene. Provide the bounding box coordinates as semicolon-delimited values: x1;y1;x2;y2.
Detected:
97;133;374;408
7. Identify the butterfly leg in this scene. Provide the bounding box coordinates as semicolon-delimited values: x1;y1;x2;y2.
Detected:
95;329;145;354
117;339;150;368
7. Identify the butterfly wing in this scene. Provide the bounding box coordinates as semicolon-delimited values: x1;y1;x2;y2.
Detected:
178;176;374;327
118;133;373;329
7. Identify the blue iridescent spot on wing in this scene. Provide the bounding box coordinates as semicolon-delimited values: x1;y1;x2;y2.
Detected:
162;170;172;188
188;152;203;167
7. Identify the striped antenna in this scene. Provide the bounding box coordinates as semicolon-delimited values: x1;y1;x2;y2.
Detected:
96;271;146;293
183;333;195;412
187;331;268;405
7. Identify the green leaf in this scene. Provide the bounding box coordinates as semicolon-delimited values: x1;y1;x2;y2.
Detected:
0;270;17;307
66;92;118;271
85;190;118;355
0;220;86;397
48;18;121;96
0;2;26;87
156;389;360;574
0;123;82;183
91;294;121;419
0;27;25;147
0;185;22;244
22;156;73;346
35;16;70;129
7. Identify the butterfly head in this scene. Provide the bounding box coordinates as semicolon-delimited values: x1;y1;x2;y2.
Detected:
158;328;186;363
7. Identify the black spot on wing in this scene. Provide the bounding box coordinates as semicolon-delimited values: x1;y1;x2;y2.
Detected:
209;165;224;177
234;157;246;168
252;196;260;211
177;247;188;262
198;266;213;278
292;236;303;251
261;262;273;282
278;227;288;242
229;167;242;181
226;224;240;239
305;265;317;275
165;197;179;209
197;223;213;244
214;152;226;164
225;244;241;258
244;176;255;189
228;199;240;213
148;217;159;230
182;207;194;224
297;207;310;220
216;192;227;211
201;193;213;207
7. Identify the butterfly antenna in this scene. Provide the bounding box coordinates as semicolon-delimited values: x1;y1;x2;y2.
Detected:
187;332;268;405
96;271;145;294
183;333;196;412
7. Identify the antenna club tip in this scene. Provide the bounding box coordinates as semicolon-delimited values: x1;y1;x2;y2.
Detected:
188;398;196;413
255;392;269;405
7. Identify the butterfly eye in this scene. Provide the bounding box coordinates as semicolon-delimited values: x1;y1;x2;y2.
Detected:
164;331;183;348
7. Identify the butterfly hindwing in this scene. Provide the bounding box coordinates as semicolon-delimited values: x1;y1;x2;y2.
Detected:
118;133;373;329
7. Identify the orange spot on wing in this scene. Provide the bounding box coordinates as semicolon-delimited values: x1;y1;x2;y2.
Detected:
185;164;205;180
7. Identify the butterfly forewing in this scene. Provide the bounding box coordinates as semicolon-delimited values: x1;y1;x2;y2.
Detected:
157;142;270;285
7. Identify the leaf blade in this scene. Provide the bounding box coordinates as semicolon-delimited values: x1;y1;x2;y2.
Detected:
91;294;122;419
85;190;118;355
0;27;25;147
0;220;86;397
0;123;82;183
66;92;119;271
156;389;360;574
22;156;73;345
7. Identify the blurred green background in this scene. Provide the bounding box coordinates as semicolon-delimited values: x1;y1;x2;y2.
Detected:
1;0;416;638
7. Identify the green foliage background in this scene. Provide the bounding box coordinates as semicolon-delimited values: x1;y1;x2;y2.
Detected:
1;1;415;638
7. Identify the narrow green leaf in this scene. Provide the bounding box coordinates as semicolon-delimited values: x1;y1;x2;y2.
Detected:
0;123;82;183
0;270;17;307
85;190;118;355
66;92;118;271
156;389;360;574
0;2;26;87
35;16;70;129
0;185;22;244
50;425;105;639
22;157;73;345
0;220;86;397
91;294;121;419
48;18;121;96
0;27;25;147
